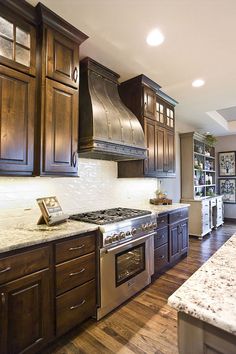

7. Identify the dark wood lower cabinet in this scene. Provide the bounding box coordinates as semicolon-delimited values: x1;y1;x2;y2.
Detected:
0;231;97;354
153;209;189;278
0;269;53;354
169;219;189;263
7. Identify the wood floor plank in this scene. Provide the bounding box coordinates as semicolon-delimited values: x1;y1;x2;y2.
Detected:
42;222;236;354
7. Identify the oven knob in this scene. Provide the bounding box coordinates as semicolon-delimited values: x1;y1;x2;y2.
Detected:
131;228;137;235
148;223;153;229
105;236;112;244
152;222;157;228
112;234;119;242
119;232;126;239
126;230;131;236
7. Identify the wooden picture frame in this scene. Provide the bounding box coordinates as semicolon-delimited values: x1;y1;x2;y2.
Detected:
37;196;68;225
218;178;236;204
218;151;236;177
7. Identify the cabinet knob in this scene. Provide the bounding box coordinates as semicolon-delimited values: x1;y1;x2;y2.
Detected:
73;67;79;83
72;151;78;168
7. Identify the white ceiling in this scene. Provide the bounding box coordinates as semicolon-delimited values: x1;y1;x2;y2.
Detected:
217;106;236;121
28;0;236;136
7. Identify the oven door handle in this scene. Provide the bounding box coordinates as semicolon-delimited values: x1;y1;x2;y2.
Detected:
102;232;156;254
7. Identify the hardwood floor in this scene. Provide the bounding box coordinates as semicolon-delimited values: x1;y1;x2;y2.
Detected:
43;222;236;354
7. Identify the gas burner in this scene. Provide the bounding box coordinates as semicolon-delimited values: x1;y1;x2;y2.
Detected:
70;207;151;225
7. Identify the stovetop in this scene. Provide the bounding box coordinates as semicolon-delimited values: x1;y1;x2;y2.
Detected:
70;207;152;225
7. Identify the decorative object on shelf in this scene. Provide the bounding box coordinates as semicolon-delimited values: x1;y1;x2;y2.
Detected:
204;133;217;148
219;151;236;176
150;198;172;205
219;179;236;203
37;196;68;225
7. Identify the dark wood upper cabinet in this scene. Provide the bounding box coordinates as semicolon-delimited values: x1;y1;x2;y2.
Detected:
0;269;53;354
46;28;79;88
42;79;78;175
144;118;156;175
143;86;156;119
35;3;88;176
118;74;177;178
0;65;35;175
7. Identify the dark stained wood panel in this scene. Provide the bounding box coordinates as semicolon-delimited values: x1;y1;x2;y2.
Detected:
0;269;53;354
165;129;175;173
156;125;165;173
43;79;78;175
0;65;34;174
43;222;236;354
144;118;155;175
46;28;79;88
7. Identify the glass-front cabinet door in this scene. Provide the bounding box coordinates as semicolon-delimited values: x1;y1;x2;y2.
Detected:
0;14;36;75
116;244;145;286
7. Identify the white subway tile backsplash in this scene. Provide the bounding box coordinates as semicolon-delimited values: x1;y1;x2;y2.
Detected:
0;158;175;227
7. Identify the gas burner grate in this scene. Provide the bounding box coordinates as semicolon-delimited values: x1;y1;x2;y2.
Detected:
70;207;151;225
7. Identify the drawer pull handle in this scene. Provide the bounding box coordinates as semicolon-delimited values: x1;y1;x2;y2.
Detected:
161;220;165;223
73;66;78;83
159;255;165;259
0;266;11;274
69;268;85;277
69;245;85;251
70;299;86;310
157;235;165;239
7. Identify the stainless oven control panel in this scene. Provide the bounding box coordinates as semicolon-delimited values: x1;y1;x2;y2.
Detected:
102;215;157;248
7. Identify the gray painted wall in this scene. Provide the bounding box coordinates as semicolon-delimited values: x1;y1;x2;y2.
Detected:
216;135;236;219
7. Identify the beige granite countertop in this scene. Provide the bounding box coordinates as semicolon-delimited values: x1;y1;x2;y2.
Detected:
0;203;188;254
0;220;98;253
168;234;236;335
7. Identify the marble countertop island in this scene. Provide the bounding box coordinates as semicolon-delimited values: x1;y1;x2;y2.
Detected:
168;234;236;335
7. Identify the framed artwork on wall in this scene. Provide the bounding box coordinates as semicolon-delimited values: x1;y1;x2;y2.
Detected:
218;179;236;203
218;151;236;176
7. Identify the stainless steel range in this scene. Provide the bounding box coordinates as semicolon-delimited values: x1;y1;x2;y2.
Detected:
70;207;157;319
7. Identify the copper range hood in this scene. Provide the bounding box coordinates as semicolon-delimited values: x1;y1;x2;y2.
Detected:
78;57;146;161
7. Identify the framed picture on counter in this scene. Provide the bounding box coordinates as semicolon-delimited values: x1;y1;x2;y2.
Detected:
218;151;236;176
218;178;236;203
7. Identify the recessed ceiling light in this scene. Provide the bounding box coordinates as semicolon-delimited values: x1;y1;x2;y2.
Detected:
146;29;164;46
192;79;205;87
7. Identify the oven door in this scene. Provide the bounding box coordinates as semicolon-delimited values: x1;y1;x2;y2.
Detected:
97;233;154;320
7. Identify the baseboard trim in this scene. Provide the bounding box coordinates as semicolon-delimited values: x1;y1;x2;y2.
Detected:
224;217;236;224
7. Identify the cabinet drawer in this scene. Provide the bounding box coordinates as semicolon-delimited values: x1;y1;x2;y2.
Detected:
56;279;96;336
0;246;50;285
56;252;95;295
154;227;168;248
55;233;95;264
169;208;188;224
156;214;168;229
154;244;169;272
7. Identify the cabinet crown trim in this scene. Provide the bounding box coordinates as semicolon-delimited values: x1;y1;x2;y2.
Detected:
36;3;88;44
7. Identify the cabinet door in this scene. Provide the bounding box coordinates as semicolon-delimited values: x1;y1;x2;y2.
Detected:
144;118;156;175
155;124;165;173
0;12;36;76
0;269;53;354
165;129;175;173
43;79;78;175
0;65;35;175
46;28;79;88
180;220;189;254
143;86;155;119
169;223;181;263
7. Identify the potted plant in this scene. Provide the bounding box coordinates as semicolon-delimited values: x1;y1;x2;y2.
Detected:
204;133;217;148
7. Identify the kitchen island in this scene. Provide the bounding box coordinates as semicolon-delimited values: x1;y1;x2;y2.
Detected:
168;234;236;354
